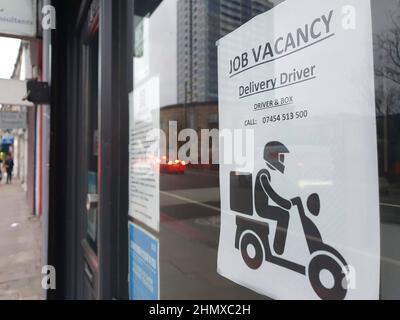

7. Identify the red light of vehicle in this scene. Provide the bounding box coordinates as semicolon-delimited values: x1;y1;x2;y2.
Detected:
168;161;173;166
175;160;180;164
181;161;186;166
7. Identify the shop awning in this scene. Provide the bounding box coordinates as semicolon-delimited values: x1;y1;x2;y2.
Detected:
0;79;34;107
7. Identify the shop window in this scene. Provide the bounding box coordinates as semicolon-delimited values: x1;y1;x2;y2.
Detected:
129;0;400;301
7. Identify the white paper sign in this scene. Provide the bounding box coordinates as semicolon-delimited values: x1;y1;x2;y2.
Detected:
129;77;161;232
217;0;380;300
0;0;37;38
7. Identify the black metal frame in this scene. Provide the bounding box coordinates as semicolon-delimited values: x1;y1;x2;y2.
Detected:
48;0;133;300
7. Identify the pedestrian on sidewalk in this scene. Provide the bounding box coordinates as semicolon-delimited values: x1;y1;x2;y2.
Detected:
5;154;14;184
0;157;3;183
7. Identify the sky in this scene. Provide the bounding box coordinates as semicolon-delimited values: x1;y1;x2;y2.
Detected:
0;37;21;79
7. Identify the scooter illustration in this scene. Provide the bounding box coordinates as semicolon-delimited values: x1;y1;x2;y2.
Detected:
231;142;349;300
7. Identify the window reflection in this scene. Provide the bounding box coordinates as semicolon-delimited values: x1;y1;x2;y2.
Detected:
372;0;400;299
131;0;400;300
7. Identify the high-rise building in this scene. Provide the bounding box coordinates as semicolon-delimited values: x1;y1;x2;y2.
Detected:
177;0;273;104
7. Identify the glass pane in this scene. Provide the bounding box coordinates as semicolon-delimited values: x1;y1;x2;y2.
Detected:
372;0;400;299
128;0;400;300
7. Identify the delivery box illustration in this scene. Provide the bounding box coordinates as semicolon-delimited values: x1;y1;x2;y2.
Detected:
230;141;349;300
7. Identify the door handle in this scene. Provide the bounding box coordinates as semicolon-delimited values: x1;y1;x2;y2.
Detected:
86;194;99;211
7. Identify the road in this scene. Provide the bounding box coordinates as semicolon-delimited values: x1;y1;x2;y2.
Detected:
160;168;221;248
160;167;220;191
158;167;400;299
158;168;264;299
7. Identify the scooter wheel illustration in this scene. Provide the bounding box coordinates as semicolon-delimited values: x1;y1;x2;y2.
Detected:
308;254;347;300
240;233;264;270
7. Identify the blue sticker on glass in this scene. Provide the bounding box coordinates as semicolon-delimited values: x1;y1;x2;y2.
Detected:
129;223;160;300
1;135;14;145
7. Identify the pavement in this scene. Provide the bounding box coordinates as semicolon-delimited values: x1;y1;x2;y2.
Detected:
0;179;43;300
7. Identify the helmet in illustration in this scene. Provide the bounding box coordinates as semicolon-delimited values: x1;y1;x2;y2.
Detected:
263;141;290;174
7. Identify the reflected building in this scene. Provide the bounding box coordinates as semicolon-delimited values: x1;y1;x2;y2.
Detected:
372;0;400;187
177;0;273;104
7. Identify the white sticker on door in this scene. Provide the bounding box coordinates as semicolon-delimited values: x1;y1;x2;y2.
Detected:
129;77;161;232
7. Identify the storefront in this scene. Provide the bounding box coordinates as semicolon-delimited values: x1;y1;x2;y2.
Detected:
48;0;400;300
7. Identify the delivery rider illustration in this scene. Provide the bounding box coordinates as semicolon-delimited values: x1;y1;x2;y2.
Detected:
234;141;349;300
255;142;292;256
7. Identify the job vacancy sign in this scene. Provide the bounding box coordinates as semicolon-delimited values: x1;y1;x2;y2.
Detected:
217;0;380;300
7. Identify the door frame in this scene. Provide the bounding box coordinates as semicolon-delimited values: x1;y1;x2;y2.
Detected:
47;0;133;300
96;0;132;300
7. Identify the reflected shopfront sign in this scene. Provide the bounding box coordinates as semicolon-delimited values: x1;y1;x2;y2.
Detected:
0;111;26;130
0;0;37;38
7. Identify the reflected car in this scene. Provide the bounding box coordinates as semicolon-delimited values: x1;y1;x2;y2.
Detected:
160;157;187;174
